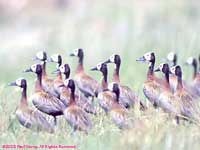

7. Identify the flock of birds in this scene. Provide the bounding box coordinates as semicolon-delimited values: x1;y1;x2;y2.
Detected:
8;49;200;134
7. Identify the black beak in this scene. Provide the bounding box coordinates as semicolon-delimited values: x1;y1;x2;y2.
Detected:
91;67;98;71
51;69;59;74
70;53;75;57
154;68;160;72
104;59;111;64
23;68;32;73
136;56;146;62
8;82;17;86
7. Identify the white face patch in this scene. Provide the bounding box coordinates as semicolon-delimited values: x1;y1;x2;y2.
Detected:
144;52;152;61
59;64;65;73
31;64;38;72
96;62;103;71
170;66;176;74
186;57;194;65
108;82;115;91
16;78;24;86
51;54;60;63
36;51;45;60
109;54;115;63
158;63;164;71
64;79;70;86
73;49;79;56
167;52;175;62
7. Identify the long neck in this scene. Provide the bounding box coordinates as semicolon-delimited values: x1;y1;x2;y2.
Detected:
147;61;155;79
21;87;28;105
115;92;120;103
193;62;197;79
164;72;170;90
69;89;76;105
113;63;120;83
177;74;183;90
173;57;177;66
42;61;47;77
76;56;84;73
64;72;70;80
102;71;108;90
35;73;43;92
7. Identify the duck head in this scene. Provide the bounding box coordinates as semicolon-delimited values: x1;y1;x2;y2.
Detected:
104;54;121;66
91;62;107;74
64;79;75;94
8;78;27;89
166;52;177;66
155;63;170;74
24;63;42;75
32;51;47;62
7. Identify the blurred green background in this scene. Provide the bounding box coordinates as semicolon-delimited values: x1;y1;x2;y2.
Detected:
1;1;200;150
1;0;200;84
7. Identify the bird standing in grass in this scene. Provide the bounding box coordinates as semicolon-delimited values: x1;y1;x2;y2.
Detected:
32;51;57;97
63;79;92;134
185;57;200;97
91;62;116;113
154;63;181;121
170;65;199;122
9;78;54;133
47;54;64;97
70;48;100;99
108;82;129;129
136;52;162;108
24;63;66;125
165;52;178;93
105;54;145;109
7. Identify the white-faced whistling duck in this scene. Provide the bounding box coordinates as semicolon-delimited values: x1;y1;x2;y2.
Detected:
32;51;57;97
63;79;92;134
170;65;199;121
105;54;146;110
70;48;100;98
9;78;54;133
24;63;66;125
47;54;64;97
91;62;116;113
166;52;178;93
154;63;181;117
185;57;200;97
108;82;128;129
136;52;162;108
58;64;96;115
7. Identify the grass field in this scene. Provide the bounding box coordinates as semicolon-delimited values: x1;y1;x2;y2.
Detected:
1;1;200;150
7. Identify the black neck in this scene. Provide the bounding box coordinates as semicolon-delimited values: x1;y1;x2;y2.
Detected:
21;87;27;100
148;61;155;76
102;69;108;83
193;60;197;79
173;56;177;66
64;72;70;80
177;73;183;89
70;89;75;102
115;63;120;77
78;55;83;65
165;72;170;85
